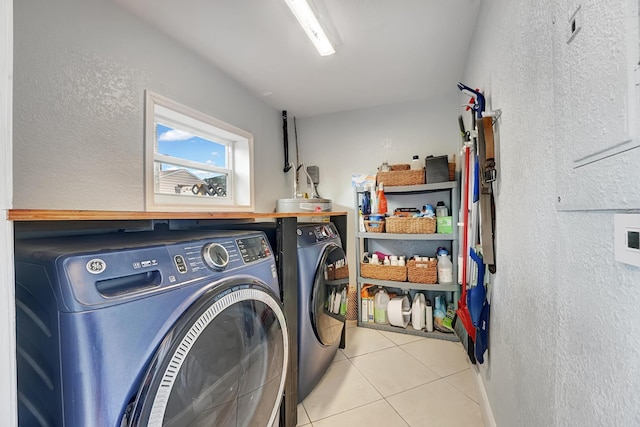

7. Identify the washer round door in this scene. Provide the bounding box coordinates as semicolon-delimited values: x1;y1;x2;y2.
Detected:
125;280;288;427
311;243;348;346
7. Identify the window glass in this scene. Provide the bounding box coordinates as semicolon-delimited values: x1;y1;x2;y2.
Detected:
144;91;254;211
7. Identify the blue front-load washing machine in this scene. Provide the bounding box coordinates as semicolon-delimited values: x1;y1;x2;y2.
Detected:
15;229;289;427
296;223;348;401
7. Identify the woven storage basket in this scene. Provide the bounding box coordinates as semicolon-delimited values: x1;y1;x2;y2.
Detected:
376;169;425;187
364;220;385;233
448;154;456;181
360;263;407;282
333;265;349;280
385;216;436;234
346;284;358;320
407;259;438;284
390;164;410;171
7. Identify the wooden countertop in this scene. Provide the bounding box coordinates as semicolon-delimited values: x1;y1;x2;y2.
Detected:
7;209;347;221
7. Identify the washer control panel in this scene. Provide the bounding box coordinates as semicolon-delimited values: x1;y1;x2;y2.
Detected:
202;242;230;271
236;236;271;263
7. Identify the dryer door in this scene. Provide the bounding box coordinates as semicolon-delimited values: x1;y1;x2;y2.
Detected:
125;280;288;427
311;243;348;346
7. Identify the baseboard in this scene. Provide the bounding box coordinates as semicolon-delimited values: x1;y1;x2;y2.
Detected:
469;361;496;427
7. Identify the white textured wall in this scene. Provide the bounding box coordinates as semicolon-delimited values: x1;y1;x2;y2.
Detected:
295;94;460;301
13;0;290;212
296;94;460;210
0;1;16;424
464;0;640;425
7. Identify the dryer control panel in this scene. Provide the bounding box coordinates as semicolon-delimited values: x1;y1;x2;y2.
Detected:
297;223;340;247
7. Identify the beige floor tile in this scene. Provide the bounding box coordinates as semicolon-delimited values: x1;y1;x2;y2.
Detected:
302;359;382;421
312;399;409;427
296;403;310;426
342;326;395;358
401;339;469;377
444;368;480;403
333;348;347;362
379;329;426;346
387;378;484;427
351;347;439;397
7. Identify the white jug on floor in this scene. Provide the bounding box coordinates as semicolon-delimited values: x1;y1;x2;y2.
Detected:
412;293;426;330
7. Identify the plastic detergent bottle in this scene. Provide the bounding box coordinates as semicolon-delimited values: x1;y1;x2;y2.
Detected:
374;287;390;324
339;287;348;316
436;201;448;217
362;190;371;215
377;183;388;215
437;255;453;283
370;185;378;214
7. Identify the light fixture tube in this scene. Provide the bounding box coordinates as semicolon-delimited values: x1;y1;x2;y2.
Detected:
284;0;336;56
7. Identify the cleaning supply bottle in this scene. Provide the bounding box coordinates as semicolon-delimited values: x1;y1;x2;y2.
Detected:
437;255;453;284
332;288;341;314
339;287;348;316
362;190;371;215
410;155;422;170
377;183;388;215
425;299;434;332
370;185;378;214
433;295;446;331
374;286;390;324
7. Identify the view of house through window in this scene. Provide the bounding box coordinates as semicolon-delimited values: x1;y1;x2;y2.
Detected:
145;91;254;211
155;123;229;198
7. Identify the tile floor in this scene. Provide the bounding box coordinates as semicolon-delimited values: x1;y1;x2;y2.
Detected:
296;322;484;427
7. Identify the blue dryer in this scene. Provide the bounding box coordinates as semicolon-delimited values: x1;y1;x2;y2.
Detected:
296;223;348;401
15;230;289;427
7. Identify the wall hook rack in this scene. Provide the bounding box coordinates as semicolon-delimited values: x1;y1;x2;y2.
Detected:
484;109;502;125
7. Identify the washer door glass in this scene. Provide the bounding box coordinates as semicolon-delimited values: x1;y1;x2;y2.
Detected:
311;244;348;346
126;281;288;427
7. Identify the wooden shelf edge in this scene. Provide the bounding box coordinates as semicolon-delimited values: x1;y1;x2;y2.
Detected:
8;209;348;222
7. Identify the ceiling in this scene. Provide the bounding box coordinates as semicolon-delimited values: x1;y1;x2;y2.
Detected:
111;0;481;117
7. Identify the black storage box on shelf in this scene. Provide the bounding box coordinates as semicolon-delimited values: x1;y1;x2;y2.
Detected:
425;155;450;184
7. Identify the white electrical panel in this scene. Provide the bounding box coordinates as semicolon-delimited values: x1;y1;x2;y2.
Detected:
554;0;640;211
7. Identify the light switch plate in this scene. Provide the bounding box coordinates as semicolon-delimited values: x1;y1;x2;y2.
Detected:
614;214;640;267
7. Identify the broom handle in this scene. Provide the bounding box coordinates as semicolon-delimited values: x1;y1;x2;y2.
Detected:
460;145;470;308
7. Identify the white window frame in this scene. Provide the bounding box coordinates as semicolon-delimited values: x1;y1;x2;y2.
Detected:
144;90;254;212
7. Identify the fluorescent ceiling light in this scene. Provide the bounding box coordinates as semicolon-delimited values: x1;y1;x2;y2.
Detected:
284;0;336;56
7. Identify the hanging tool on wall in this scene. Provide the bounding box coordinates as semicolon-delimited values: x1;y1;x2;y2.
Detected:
468;247;489;363
282;111;292;173
454;82;495;364
476;118;497;273
458;83;498;273
454;114;476;364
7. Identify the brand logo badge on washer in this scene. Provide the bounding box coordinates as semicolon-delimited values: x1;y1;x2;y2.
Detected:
86;258;106;274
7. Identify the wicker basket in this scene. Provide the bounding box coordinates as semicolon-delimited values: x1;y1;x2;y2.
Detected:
360;263;407;282
448;154;456;181
390;164;410;171
376;169;425;187
327;264;349;280
385;216;436;234
346;284;358;320
364;220;385;233
407;259;438;284
333;265;349;280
